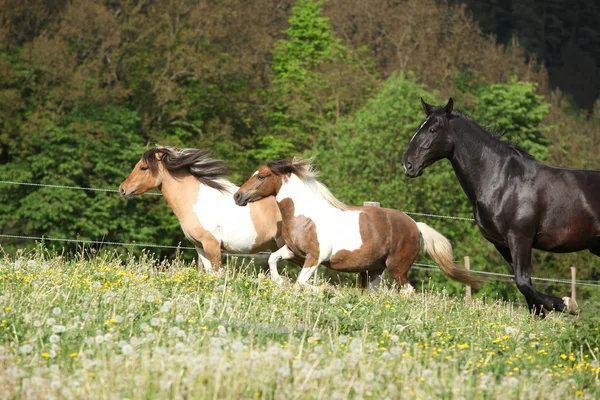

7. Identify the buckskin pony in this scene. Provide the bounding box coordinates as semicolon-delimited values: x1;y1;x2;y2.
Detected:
233;157;482;290
119;147;285;273
402;98;600;315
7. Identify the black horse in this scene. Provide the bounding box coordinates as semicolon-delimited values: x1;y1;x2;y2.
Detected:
401;98;600;315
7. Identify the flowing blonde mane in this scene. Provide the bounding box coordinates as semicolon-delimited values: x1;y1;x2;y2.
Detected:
266;157;348;211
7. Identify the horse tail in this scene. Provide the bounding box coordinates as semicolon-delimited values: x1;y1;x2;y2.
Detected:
416;222;484;288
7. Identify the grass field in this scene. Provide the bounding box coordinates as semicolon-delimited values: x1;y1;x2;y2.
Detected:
0;248;599;399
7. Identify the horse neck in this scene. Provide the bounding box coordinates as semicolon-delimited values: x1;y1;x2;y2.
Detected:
275;174;333;217
449;120;517;205
159;170;233;219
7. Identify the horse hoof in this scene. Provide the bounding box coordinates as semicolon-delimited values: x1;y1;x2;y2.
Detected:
562;297;578;315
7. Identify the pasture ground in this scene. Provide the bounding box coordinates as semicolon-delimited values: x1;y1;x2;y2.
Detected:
0;248;599;399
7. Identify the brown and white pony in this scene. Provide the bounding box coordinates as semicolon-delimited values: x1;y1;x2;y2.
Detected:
234;157;483;290
119;147;284;273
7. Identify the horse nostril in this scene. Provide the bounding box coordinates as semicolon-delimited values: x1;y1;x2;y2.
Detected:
119;187;125;196
405;162;413;171
234;192;241;202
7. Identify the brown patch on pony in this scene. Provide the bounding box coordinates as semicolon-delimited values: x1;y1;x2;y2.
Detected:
158;173;224;270
277;198;320;260
249;195;284;252
328;207;421;287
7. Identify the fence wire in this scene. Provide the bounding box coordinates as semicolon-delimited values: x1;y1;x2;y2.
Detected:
2;233;599;288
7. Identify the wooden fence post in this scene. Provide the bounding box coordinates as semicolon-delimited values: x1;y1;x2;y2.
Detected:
464;256;471;305
363;202;380;207
571;266;576;306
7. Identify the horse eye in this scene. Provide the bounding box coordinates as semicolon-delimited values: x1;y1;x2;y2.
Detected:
140;166;149;171
429;127;437;133
257;174;265;180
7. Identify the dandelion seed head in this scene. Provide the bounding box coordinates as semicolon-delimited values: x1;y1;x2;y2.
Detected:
33;320;42;328
46;318;56;327
19;344;33;354
150;318;160;327
49;334;60;344
52;307;61;315
121;344;134;355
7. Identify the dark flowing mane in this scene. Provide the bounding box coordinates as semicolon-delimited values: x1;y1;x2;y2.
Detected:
452;113;536;160
143;147;234;192
266;157;348;210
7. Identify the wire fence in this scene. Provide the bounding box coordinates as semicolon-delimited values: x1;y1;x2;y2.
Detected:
0;180;473;221
2;233;599;288
1;179;598;288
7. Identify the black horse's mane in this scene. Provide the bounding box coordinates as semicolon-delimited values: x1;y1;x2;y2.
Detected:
452;112;536;160
142;147;233;192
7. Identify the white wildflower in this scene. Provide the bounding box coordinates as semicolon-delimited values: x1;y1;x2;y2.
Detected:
505;326;518;336
19;344;33;354
121;344;134;355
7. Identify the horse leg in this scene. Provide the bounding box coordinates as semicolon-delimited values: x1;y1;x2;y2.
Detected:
268;245;296;284
296;256;320;289
196;248;213;273
199;237;222;273
367;269;387;291
385;251;417;295
507;235;573;315
493;244;537;312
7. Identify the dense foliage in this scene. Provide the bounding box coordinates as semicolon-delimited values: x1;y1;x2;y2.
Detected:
0;0;598;300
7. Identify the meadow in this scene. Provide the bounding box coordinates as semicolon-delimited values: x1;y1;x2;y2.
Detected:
0;248;599;399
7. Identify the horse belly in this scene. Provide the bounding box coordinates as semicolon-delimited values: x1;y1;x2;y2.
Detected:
220;209;259;252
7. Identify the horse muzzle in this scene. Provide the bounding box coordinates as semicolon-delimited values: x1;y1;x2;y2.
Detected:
119;186;136;200
234;191;251;207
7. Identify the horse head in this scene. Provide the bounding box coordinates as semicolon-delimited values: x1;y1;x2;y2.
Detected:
119;149;164;199
402;97;455;177
234;164;283;207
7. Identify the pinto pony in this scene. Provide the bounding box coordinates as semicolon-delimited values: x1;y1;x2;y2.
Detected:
402;98;600;315
119;147;284;271
234;158;483;290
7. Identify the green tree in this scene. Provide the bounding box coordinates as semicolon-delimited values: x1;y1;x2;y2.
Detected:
472;76;551;160
265;0;372;158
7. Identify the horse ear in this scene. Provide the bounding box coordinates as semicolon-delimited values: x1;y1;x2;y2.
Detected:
444;97;454;115
420;98;434;116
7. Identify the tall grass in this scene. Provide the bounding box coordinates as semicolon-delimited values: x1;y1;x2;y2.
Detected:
0;247;598;399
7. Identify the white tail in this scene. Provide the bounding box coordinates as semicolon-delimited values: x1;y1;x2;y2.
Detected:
416;222;484;287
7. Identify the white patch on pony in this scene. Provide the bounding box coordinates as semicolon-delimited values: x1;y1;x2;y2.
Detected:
268;245;295;284
409;115;431;144
193;181;259;252
276;174;363;264
196;248;213;273
400;283;415;296
297;266;319;285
